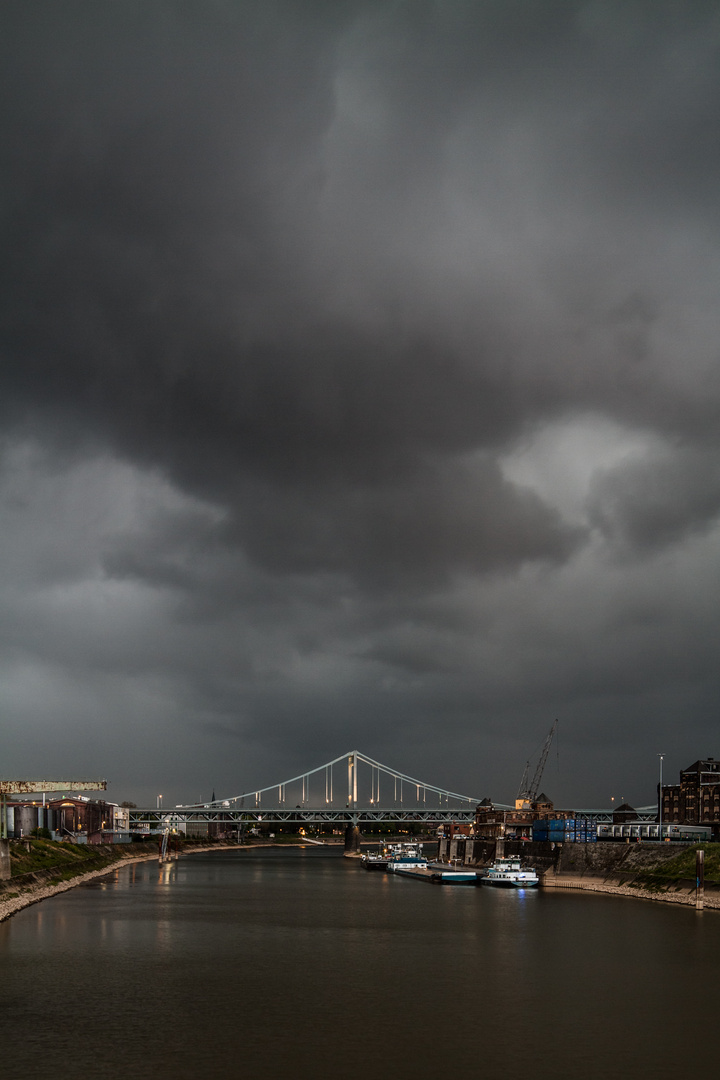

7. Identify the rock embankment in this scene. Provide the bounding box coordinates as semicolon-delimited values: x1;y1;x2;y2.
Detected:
542;875;720;909
0;841;246;924
442;836;719;911
0;853;161;922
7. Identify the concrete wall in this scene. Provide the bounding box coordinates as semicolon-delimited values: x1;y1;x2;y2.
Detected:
438;836;695;881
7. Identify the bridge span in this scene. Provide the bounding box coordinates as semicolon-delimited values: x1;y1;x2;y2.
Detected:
129;750;481;831
127;750;657;833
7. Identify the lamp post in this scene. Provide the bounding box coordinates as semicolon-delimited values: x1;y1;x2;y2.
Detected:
658;755;664;840
157;794;163;811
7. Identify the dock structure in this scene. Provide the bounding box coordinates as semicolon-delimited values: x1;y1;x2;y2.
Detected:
388;865;479;886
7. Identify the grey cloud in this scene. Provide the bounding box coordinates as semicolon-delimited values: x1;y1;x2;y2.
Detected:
587;447;720;552
224;456;584;588
1;1;719;806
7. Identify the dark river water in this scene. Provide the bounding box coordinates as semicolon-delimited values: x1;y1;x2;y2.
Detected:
2;846;718;1079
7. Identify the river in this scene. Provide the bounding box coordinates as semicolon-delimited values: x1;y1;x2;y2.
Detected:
2;846;718;1079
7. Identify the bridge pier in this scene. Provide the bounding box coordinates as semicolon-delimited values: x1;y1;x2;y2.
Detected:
344;823;363;853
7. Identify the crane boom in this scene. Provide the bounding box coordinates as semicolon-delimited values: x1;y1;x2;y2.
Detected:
515;719;558;808
515;761;530;802
0;780;107;795
528;719;558;802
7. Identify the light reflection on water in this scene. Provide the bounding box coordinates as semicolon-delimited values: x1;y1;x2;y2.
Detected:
2;847;719;1079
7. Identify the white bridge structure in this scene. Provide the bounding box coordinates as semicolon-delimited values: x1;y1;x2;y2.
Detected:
129;750;481;831
127;750;660;834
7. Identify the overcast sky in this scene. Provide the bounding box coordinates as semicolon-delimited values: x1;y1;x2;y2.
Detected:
2;1;719;810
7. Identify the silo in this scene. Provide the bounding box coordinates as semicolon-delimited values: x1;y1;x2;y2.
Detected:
14;805;38;837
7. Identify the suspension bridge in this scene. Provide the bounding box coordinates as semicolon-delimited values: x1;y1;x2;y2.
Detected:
128;750;482;832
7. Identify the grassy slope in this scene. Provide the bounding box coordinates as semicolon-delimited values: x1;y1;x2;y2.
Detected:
631;844;720;890
7;837;158;882
4;835;262;889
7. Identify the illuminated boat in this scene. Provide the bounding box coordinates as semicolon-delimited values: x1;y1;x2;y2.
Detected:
365;842;427;872
480;856;539;888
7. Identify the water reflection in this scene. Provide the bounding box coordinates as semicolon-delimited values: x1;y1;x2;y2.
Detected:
1;849;719;1080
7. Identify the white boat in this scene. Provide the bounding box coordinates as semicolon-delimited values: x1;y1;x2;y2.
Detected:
480;856;539;888
386;857;428;872
362;842;426;871
381;842;425;872
386;843;427;872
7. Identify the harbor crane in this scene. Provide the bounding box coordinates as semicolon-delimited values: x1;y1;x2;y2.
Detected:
515;720;558;810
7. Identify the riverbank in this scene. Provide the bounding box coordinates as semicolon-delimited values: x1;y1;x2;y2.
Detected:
3;838;718;922
541;874;720;909
1;851;155;922
538;840;720;908
0;840;251;923
437;836;720;910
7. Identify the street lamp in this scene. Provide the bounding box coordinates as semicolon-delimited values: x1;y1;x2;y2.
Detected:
658;755;664;840
157;794;163;810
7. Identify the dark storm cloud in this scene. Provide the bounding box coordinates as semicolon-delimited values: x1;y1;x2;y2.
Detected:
1;1;719;805
588;446;720;552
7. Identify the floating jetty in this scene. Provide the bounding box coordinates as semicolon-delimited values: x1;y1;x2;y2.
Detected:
390;864;479;886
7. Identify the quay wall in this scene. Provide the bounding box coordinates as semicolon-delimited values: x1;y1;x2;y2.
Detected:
439;835;705;885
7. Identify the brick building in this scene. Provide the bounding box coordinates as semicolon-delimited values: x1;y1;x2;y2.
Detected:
50;796;116;839
474;793;557;840
661;758;720;832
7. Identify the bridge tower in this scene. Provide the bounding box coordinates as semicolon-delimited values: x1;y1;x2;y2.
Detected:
344;752;362;851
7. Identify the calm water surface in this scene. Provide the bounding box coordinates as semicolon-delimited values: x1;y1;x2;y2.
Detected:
2;847;718;1079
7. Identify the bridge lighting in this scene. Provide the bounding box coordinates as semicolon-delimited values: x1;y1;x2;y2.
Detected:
165;750;480;823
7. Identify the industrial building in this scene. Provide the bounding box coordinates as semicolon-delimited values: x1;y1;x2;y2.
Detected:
661;758;720;835
6;797;130;843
